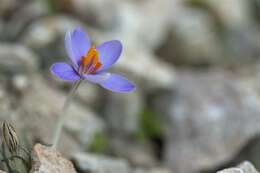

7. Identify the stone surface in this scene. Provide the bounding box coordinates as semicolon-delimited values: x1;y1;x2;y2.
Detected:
133;167;173;173
21;15;82;50
156;0;260;66
73;152;130;173
11;74;30;95
0;43;39;74
74;82;101;108
238;161;260;173
255;0;260;23
113;0;175;50
104;91;143;135
3;0;49;40
158;8;223;65
30;143;77;173
0;0;19;17
110;137;157;167
115;46;175;91
157;70;260;173
204;0;252;28
217;169;243;173
217;161;259;173
222;27;260;64
70;0;118;30
0;20;4;41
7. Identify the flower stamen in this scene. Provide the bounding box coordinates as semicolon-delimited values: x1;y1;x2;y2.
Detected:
79;46;102;75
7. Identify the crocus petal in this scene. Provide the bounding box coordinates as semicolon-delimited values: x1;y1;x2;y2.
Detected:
84;73;111;83
96;40;122;72
100;73;135;93
65;27;91;67
50;62;80;81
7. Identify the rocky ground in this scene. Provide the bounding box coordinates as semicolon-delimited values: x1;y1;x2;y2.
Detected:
1;0;260;173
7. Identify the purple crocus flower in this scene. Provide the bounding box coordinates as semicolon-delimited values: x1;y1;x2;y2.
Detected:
50;27;135;93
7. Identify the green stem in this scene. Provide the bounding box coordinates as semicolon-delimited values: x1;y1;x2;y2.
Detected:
51;79;83;149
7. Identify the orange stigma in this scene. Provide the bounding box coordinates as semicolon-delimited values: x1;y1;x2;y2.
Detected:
79;46;102;74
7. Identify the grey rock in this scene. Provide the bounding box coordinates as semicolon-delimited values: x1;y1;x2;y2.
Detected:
70;0;118;30
155;0;260;66
0;0;20;17
133;167;173;173
75;82;101;108
222;27;260;64
254;0;260;22
30;143;77;173
0;20;4;40
22;15;81;49
159;8;223;65
115;46;175;91
73;152;130;173
238;161;260;173
0;43;39;74
204;0;252;28
104;91;143;135
217;161;259;173
210;0;260;65
113;0;176;50
4;0;49;40
110;137;157;167
11;74;30;95
158;70;260;173
217;169;243;173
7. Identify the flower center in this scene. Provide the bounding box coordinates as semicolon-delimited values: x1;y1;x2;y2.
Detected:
79;46;102;75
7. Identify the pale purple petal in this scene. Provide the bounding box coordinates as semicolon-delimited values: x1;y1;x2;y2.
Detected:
99;73;135;93
84;72;111;83
50;62;80;81
96;40;122;72
65;27;91;67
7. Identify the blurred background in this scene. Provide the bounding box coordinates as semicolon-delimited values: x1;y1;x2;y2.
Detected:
1;0;260;173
